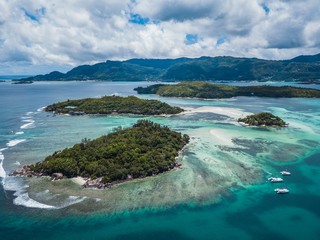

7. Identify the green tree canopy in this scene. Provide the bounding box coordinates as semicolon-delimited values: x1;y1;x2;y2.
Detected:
30;120;189;183
45;95;184;115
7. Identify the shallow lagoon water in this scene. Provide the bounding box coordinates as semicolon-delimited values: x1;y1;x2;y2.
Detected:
0;81;320;239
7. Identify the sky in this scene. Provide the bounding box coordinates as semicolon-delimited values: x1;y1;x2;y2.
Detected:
0;0;320;75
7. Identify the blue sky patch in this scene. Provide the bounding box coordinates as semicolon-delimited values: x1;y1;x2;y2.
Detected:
185;34;198;45
22;9;39;22
129;13;150;25
262;3;270;14
216;37;226;46
22;7;46;22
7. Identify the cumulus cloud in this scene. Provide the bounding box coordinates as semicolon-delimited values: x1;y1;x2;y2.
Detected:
0;0;320;74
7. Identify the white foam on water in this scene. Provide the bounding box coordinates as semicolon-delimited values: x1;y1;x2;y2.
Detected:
6;139;26;147
20;121;35;129
21;112;35;129
56;196;87;209
0;109;86;210
3;176;56;209
21;116;33;120
3;175;87;209
37;106;46;112
0;148;8;179
30;189;87;209
2;176;26;192
13;192;56;209
22;119;34;123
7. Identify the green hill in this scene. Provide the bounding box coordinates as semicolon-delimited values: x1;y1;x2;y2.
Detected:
238;112;287;127
18;53;320;83
134;82;320;98
29;120;190;184
45;96;184;115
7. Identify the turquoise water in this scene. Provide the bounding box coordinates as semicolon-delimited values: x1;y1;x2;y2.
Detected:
0;81;320;239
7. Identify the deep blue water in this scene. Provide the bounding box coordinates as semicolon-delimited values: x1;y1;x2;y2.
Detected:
0;81;320;240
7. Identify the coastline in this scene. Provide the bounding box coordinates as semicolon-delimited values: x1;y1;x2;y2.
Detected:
21;134;265;213
51;111;178;118
13;140;190;190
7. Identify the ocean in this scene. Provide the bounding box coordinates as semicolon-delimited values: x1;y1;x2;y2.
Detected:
0;80;320;240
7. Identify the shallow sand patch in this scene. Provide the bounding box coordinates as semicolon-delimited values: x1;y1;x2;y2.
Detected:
209;129;238;147
183;106;252;119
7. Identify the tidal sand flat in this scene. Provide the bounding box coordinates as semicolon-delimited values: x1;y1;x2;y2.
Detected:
182;106;252;119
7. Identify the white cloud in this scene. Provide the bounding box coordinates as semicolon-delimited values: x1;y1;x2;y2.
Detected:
0;0;320;74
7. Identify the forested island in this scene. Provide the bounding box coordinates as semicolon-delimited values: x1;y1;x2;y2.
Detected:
45;95;184;115
134;82;320;98
14;120;190;187
238;112;287;127
18;53;320;82
12;80;33;84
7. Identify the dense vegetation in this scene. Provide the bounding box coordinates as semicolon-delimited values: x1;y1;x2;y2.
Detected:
135;82;320;98
45;96;184;115
30;120;190;183
238;112;287;127
18;53;320;82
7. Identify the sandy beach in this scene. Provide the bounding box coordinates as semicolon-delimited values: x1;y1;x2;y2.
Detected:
71;177;86;186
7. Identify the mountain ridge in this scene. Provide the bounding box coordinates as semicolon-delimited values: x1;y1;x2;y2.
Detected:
19;53;320;82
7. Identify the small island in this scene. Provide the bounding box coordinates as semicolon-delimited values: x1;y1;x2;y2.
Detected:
13;120;190;188
134;82;320;98
12;80;34;84
238;112;287;127
45;95;184;115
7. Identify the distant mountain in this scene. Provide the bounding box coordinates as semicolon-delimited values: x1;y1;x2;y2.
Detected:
288;53;320;63
19;53;320;82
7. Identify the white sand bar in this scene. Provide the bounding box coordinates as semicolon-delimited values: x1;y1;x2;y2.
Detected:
183;106;252;119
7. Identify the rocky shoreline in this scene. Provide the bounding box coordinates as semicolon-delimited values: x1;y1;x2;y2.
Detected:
11;162;184;190
10;166;109;189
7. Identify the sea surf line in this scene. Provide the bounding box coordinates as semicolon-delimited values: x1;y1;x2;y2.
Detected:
1;108;88;210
